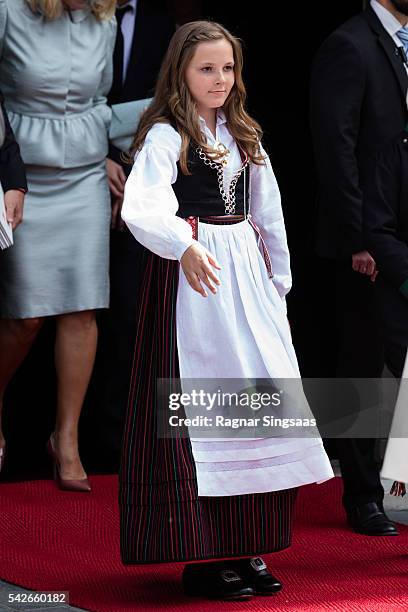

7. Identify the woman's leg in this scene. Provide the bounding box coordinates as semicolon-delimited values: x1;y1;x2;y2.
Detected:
54;310;97;480
0;317;44;449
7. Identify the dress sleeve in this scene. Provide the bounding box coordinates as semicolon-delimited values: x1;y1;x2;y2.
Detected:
93;18;116;109
121;124;196;261
250;145;292;301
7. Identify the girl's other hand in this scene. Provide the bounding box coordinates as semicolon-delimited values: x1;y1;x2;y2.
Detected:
180;243;221;297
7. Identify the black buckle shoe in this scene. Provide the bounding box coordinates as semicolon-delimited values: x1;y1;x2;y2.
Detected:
230;557;283;595
182;562;254;601
347;502;399;536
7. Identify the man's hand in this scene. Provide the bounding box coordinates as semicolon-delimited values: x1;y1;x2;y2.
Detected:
180;243;221;297
4;189;25;230
106;158;126;199
352;250;378;282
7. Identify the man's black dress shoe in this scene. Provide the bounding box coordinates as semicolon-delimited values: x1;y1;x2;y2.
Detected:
230;557;283;595
347;502;399;536
182;562;254;600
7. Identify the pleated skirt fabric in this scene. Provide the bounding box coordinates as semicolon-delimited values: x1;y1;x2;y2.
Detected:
119;248;297;564
0;161;110;318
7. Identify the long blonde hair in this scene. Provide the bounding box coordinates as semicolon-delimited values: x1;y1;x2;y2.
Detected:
129;20;265;174
26;0;115;21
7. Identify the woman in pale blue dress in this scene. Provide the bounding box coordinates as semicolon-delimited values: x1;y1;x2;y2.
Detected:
0;0;116;490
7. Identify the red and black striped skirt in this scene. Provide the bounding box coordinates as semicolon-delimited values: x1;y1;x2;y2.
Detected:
119;249;297;564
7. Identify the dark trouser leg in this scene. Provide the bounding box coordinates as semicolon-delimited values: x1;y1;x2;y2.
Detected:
335;263;384;512
384;341;407;379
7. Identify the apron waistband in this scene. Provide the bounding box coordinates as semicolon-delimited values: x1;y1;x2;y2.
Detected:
184;215;273;279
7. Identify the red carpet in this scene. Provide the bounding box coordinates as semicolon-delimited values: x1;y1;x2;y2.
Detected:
0;476;407;611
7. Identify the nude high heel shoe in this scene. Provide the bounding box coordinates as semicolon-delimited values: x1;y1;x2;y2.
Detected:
46;433;91;492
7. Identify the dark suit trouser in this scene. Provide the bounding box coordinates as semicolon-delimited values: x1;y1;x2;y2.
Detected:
334;263;385;512
384;341;407;379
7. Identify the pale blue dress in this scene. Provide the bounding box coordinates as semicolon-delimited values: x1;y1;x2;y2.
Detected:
0;0;116;317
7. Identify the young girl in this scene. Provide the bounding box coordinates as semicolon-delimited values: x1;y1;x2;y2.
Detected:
120;21;333;601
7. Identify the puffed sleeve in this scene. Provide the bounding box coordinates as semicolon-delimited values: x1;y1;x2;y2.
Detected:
250;145;291;301
121;123;196;261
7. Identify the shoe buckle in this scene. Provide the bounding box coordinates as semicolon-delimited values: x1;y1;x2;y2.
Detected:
250;557;267;572
220;570;241;583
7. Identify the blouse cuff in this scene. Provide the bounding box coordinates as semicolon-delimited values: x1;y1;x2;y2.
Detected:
174;237;197;261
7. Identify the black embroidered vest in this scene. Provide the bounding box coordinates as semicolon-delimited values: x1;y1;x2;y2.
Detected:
173;143;249;218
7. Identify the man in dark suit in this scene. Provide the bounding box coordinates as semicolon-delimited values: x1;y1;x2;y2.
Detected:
94;0;175;471
106;0;175;198
310;0;408;535
364;128;408;380
0;92;27;231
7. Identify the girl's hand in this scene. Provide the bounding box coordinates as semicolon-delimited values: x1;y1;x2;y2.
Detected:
180;243;221;297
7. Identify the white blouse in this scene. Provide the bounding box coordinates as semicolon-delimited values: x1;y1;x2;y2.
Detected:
121;112;292;299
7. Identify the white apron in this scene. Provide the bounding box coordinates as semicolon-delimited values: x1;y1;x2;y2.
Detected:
176;219;334;497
